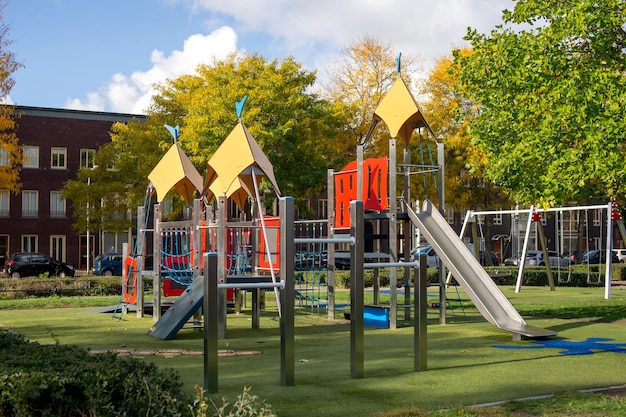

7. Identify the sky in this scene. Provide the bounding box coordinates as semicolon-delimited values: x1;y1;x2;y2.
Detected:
4;0;513;115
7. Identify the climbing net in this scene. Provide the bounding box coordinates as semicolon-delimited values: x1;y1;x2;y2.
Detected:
226;226;252;276
161;226;194;285
294;219;328;308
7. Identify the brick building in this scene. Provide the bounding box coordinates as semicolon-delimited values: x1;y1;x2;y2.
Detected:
0;106;145;271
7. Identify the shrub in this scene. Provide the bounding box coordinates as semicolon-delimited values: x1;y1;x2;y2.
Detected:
0;276;121;299
0;329;190;416
0;330;276;417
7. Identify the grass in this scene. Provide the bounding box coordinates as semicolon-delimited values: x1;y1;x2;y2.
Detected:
1;284;626;416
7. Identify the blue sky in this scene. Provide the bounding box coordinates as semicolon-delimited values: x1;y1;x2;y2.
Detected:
5;0;512;114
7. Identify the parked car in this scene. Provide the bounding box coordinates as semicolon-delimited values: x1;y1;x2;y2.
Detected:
581;250;619;264
92;252;123;276
504;252;522;266
410;245;440;268
525;250;572;267
409;243;496;268
4;252;75;278
613;249;626;263
480;251;500;266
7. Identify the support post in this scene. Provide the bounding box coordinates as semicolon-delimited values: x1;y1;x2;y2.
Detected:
388;139;398;329
152;203;162;322
279;197;295;386
135;205;144;318
204;252;218;393
605;202;614;299
217;196;227;339
327;168;335;320
415;256;427;371
350;200;364;379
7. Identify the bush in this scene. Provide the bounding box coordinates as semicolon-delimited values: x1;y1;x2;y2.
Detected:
0;276;122;299
0;329;190;416
331;263;626;289
0;329;276;417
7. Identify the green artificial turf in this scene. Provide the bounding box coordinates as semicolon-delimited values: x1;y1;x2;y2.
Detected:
1;285;626;416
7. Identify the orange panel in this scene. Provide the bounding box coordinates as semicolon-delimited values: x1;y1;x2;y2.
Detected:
258;216;280;270
334;158;389;229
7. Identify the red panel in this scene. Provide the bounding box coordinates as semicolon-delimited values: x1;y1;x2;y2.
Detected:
258;216;280;270
334;158;389;229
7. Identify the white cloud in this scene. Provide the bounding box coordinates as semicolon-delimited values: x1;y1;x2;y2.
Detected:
65;26;238;114
186;0;510;67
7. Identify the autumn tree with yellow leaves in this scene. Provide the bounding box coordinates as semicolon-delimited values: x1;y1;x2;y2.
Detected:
0;3;23;194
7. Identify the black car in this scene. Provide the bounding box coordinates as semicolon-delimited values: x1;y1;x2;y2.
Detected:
5;252;75;278
581;250;619;265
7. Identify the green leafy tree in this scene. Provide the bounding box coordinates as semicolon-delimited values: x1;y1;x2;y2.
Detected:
152;52;350;212
65;53;349;228
421;49;512;215
0;2;23;194
455;0;626;207
63;118;159;237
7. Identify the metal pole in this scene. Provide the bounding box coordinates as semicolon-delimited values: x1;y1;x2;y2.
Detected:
279;197;295;386
350;200;364;379
204;252;218;393
415;256;427;371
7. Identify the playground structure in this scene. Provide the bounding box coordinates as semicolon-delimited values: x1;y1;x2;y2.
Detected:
106;59;626;392
112;61;563;341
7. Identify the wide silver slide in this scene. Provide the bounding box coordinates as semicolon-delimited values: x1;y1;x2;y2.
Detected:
405;200;556;338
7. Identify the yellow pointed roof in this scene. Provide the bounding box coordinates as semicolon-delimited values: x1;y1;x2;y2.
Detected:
203;120;280;210
374;77;432;143
148;142;204;204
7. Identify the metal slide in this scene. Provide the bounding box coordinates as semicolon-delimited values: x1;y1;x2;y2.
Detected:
147;276;204;340
405;200;556;338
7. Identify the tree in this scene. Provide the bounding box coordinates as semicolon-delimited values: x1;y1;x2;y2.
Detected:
322;35;420;158
63;118;160;237
65;52;349;230
420;49;511;214
0;2;23;194
151;52;350;212
455;0;626;207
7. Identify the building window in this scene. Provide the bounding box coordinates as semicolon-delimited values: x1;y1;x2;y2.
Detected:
23;146;39;168
318;199;328;219
50;235;66;262
0;235;8;265
80;149;96;169
51;147;67;169
22;190;38;218
50;191;66;218
0;190;9;217
0;147;8;166
22;235;37;252
493;211;503;226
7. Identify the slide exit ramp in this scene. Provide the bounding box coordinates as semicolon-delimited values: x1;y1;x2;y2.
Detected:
147;276;203;340
405;200;556;339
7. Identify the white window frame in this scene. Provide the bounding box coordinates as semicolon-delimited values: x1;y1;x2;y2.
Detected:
22;235;38;252
23;146;39;168
0;190;9;217
50;191;66;218
51;147;67;170
50;235;66;262
493;211;503;226
22;190;38;218
80;149;96;169
0;147;8;166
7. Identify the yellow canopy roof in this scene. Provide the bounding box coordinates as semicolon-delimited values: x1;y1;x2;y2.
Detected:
203;121;280;210
373;77;432;143
148;142;204;204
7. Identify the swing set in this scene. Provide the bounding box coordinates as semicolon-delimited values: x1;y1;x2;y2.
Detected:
462;202;626;299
